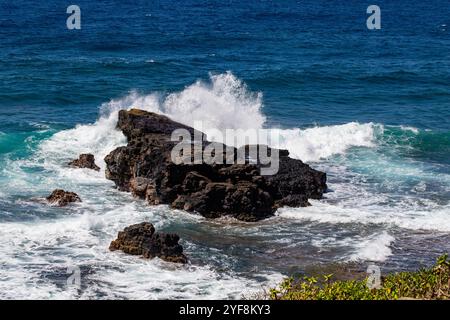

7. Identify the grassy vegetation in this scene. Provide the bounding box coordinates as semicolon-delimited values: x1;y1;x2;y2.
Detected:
268;254;450;300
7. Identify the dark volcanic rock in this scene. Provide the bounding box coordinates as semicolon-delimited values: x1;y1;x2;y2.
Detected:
117;108;203;140
105;109;327;221
46;189;81;206
68;153;100;171
172;180;274;221
109;222;187;264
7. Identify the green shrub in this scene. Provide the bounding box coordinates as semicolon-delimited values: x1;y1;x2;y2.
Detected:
268;254;450;300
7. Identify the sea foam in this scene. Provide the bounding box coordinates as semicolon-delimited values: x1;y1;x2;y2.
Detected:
349;231;395;262
52;71;378;166
1;72;449;299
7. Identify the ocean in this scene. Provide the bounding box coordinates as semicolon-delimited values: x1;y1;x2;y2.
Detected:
0;0;449;299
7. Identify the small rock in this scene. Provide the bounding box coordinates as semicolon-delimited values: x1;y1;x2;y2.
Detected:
68;154;100;171
109;222;187;264
46;189;81;206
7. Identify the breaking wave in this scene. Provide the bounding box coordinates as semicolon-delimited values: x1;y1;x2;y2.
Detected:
42;72;381;168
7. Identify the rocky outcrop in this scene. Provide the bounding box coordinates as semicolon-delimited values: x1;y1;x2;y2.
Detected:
46;189;81;206
68;154;100;171
104;109;327;221
109;222;187;264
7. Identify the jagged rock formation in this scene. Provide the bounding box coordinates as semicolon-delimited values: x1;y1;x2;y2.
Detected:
105;109;327;221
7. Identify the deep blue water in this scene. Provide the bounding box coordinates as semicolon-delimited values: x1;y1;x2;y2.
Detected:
0;1;449;299
1;1;450;129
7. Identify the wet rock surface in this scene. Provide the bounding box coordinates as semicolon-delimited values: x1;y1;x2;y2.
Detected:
109;222;187;264
68;153;100;171
105;109;327;221
46;189;81;206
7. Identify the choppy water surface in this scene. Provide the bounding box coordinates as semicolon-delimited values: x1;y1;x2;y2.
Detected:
0;1;449;299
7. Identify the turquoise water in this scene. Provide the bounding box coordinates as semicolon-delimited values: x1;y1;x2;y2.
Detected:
0;0;449;299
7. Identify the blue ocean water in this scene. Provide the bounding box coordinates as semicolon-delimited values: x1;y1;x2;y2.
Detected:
0;1;449;299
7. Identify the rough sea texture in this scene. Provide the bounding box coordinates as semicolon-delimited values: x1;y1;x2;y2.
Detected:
0;1;449;299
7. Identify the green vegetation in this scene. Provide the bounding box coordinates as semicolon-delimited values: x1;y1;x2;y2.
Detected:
268;254;450;300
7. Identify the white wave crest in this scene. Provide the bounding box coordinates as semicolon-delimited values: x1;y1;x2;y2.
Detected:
37;72;378;175
349;231;395;262
273;122;378;162
99;71;266;132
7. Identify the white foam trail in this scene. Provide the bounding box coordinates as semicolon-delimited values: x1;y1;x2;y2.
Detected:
0;205;282;299
276;200;450;232
398;125;420;134
349;232;395;262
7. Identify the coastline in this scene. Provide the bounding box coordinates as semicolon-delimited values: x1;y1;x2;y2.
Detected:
265;254;450;300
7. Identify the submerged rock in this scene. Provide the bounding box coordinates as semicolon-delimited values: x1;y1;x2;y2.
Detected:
105;109;327;221
109;222;187;264
46;189;81;206
68;153;100;171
